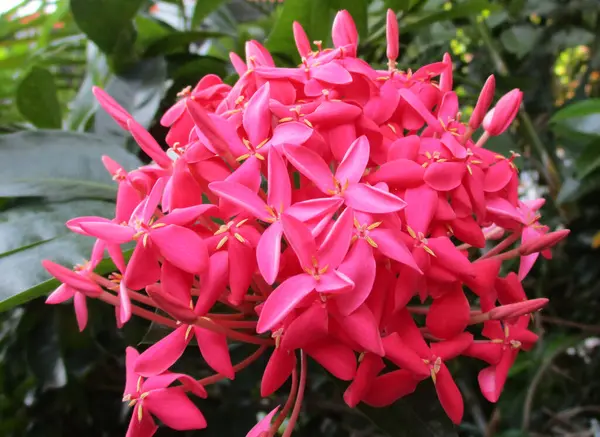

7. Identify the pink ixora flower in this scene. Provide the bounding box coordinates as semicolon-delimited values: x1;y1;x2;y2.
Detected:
42;8;565;436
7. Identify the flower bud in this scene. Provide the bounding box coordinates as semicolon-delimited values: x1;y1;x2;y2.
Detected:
386;9;399;63
439;53;453;92
482;89;522;136
293;21;311;58
519;229;570;255
488;298;548;320
332;10;358;49
469;75;495;129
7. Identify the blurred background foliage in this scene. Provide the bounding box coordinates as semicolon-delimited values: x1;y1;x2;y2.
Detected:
1;0;600;436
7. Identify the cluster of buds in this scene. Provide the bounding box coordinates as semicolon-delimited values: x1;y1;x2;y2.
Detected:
42;9;568;436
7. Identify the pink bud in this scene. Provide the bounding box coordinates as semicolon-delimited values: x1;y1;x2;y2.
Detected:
146;284;198;324
469;75;496;129
519;229;570;255
482;89;522;136
293;21;311;58
488;298;548;320
386;9;399;62
332;10;358;49
439;53;453;92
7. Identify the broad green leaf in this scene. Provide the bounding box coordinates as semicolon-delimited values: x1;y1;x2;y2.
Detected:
556;175;600;205
144;31;225;56
357;383;458;437
16;67;62;129
0;130;142;201
551;99;600;121
191;0;226;29
0;200;111;311
26;311;68;390
400;0;498;32
170;56;228;82
266;0;334;57
500;25;542;59
70;0;145;71
95;57;168;137
551;99;600;139
575;141;600;179
66;42;111;131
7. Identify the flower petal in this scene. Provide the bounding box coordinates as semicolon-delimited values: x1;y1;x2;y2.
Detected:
267;148;292;211
135;326;189;376
151;225;209;274
280;213;318;270
257;221;284;285
194;326;234;379
144;388;207;430
210;181;270;221
257;273;316;333
283;144;335;194
335;135;369;186
336;239;376;315
306;340;357;380
344;183;406;213
261;347;296;396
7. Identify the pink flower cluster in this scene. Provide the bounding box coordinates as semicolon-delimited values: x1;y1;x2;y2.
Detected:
42;9;568;437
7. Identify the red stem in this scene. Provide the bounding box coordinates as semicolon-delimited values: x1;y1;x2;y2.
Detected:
478;232;520;261
269;364;299;436
282;351;307;437
96;291;178;328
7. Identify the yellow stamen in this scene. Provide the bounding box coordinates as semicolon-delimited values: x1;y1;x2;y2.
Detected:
304;119;313;128
137;404;143;422
185;325;193;340
279;117;293;123
236;218;249;227
236;153;251;162
423;245;436;257
406;226;417;239
367;221;382;230
255;153;265;161
216;236;229;249
234;233;245;243
366;236;378;248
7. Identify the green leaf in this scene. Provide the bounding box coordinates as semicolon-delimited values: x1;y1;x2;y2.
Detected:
144;31;225;57
26;311;67;390
66;42;111;131
0;130;142;201
16;67;62;129
357;383;458;437
551;99;600;138
266;0;334;57
70;0;145;71
0;200;111;311
191;0;226;29
400;0;497;32
95;57;168;137
384;0;422;12
500;25;542;59
575;140;600;179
